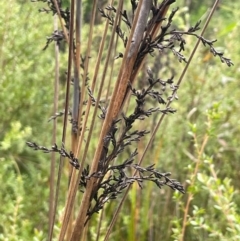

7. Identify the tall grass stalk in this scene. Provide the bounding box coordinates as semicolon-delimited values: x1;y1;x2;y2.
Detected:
48;14;60;241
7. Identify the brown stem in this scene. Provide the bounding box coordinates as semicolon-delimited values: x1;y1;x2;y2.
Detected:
56;0;75;240
48;14;59;241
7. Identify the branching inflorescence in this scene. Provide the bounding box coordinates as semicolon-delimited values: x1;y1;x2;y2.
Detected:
26;141;80;169
27;68;184;221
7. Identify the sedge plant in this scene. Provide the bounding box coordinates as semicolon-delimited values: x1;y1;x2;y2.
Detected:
26;0;233;240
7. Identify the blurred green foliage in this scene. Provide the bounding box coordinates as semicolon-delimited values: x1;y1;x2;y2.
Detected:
0;0;239;240
0;0;56;239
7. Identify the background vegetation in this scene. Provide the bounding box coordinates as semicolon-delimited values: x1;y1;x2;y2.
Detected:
0;0;239;240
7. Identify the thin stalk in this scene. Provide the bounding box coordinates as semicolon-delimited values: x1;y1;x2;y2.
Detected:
66;0;82;238
76;0;97;134
105;0;124;104
72;0;82;138
48;14;59;241
56;0;75;240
